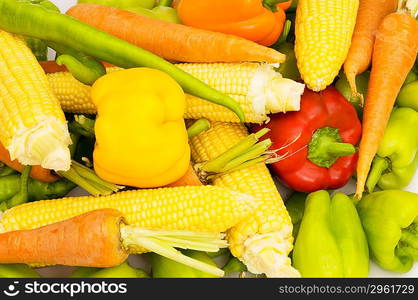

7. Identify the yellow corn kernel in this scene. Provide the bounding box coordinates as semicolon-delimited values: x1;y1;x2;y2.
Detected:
0;30;71;171
47;63;304;123
295;0;359;91
189;121;299;277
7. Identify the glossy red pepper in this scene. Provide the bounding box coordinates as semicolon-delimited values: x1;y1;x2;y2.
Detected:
254;87;362;192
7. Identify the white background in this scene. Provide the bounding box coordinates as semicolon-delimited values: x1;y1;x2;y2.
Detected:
40;0;417;278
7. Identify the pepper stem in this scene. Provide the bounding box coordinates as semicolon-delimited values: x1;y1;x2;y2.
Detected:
308;127;356;168
263;0;289;11
366;156;390;193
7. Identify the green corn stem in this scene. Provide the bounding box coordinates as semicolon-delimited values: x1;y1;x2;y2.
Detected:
58;160;122;196
220;139;272;172
200;128;270;173
187;118;211;139
206;156;267;181
120;226;225;277
366;156;390;193
71;161;121;192
151;236;225;252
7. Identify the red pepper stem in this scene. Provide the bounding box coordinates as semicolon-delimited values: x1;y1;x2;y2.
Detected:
322;142;356;157
365;156;389;193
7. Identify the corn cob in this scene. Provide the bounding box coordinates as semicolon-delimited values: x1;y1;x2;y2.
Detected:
0;30;71;171
295;0;359;91
0;185;254;253
46;63;305;123
189;122;299;277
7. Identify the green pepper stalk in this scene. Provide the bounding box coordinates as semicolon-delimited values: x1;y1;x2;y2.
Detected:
0;175;75;205
0;166;31;211
307;127;356;168
0;264;39;278
71;261;149;278
357;190;418;273
292;191;369;277
366;107;418;192
0;0;244;122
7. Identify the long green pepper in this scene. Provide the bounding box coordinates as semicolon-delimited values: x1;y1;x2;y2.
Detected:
0;0;244;121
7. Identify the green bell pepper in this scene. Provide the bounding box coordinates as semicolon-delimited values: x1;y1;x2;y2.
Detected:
78;0;155;9
335;71;370;118
0;264;39;278
366;107;418;192
150;250;220;278
71;261;149;278
357;190;418;273
397;80;418;111
127;0;181;24
0;175;75;204
285;192;306;238
292;191;369;277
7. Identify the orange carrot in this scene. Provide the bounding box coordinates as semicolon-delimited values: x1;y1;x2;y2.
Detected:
0;143;58;183
344;0;398;101
166;164;203;187
0;209;128;267
355;12;418;198
66;4;285;63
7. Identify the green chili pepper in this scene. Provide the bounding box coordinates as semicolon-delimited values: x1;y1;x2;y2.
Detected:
71;261;149;278
150;250;220;278
292;191;369;277
0;264;40;278
23;0;60;61
78;0;155;10
285;192;306;238
276;42;300;81
357;190;418;273
0;175;75;204
397;80;418;111
0;0;244;122
366;107;418;192
0;166;31;210
335;71;370;118
222;257;247;275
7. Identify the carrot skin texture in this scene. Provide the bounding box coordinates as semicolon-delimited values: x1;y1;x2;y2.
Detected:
0;209;128;267
66;4;285;63
355;13;418;198
344;0;398;97
0;143;58;183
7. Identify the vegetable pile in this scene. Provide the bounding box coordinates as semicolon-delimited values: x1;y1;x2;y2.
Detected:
0;0;416;279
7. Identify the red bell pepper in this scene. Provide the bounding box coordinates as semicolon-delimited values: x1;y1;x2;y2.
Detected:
254;86;362;192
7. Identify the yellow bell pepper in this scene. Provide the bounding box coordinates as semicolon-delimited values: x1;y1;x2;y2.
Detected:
91;68;190;188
